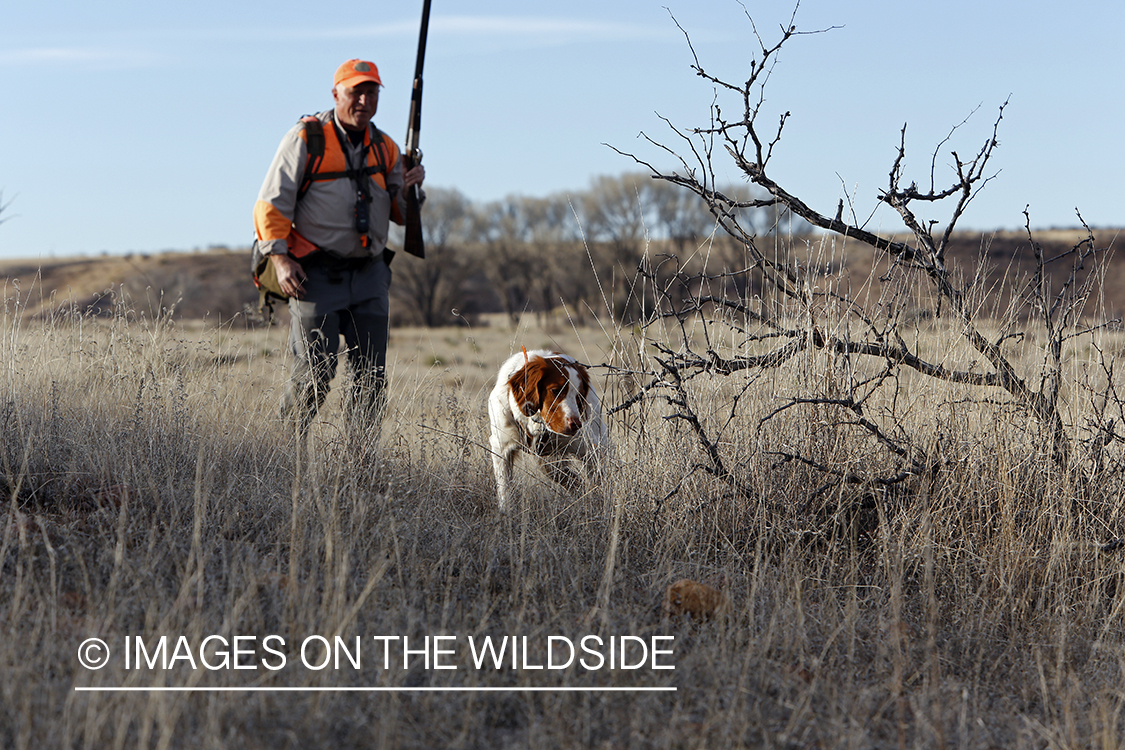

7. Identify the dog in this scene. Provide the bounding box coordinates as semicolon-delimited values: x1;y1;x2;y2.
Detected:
487;349;611;512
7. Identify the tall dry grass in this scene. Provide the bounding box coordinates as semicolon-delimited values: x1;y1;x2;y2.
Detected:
2;281;1125;748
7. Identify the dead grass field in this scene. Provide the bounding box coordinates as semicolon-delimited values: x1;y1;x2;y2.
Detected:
3;287;1125;748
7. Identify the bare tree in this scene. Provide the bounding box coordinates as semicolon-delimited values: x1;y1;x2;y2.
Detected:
393;187;476;327
511;194;580;320
647;179;714;254
579;173;667;322
472;197;544;326
611;7;1113;499
581;174;650;249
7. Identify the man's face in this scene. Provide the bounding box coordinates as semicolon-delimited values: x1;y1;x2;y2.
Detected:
333;81;380;131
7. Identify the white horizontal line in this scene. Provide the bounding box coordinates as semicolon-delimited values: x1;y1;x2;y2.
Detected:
74;686;676;693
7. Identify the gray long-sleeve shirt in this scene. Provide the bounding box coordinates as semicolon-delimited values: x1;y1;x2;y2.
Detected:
254;109;406;260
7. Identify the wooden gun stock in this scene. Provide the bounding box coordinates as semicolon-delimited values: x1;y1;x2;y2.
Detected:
402;155;424;259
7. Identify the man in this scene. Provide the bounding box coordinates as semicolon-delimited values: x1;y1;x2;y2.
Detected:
254;59;425;437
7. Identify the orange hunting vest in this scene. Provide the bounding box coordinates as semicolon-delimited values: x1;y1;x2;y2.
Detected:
288;115;399;257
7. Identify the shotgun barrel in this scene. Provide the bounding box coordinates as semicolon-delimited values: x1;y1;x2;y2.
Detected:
401;0;431;259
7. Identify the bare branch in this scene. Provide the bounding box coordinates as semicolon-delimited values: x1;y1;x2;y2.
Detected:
604;3;1111;496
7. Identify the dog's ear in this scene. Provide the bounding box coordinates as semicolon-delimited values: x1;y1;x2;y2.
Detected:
509;359;545;416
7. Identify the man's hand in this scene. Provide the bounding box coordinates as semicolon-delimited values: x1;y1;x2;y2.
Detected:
270;253;307;298
404;164;425;189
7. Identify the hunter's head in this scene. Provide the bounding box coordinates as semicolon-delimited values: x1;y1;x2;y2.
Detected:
333;59;382;131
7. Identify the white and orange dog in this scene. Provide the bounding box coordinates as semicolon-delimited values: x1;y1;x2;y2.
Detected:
488;349;611;511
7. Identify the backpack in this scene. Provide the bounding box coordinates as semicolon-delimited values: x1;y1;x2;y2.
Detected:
251;115;390;319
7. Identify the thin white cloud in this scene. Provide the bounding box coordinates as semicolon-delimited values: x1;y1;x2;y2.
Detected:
161;15;670;44
0;14;672;70
0;47;161;68
158;21;419;42
433;15;669;41
223;15;669;42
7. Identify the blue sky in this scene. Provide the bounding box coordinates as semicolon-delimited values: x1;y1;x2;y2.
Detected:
0;0;1121;259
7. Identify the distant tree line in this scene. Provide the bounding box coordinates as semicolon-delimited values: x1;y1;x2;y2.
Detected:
390;172;810;327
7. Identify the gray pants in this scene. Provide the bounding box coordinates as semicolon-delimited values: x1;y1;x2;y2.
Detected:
281;254;392;436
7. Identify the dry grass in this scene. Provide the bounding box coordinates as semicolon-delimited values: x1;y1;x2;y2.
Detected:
3;291;1125;749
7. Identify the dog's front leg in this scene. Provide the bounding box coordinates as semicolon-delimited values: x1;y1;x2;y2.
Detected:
580;429;612;482
490;432;520;513
541;456;584;495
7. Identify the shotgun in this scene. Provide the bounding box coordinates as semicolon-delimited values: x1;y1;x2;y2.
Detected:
401;0;431;259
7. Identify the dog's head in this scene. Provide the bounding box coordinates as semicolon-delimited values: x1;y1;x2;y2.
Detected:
508;354;590;436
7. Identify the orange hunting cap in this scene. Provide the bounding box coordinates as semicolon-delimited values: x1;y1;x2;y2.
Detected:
334;59;383;88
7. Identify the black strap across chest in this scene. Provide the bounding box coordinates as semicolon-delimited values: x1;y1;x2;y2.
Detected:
296;116;389;200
